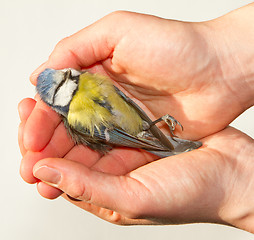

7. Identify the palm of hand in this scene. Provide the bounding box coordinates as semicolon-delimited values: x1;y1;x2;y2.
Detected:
105;21;241;139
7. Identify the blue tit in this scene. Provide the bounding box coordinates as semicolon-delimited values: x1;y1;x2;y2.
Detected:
36;68;202;157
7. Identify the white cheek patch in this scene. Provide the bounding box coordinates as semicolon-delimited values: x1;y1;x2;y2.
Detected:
54;81;78;106
44;87;57;105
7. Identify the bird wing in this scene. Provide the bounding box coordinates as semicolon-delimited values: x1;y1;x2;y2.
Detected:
66;120;169;152
114;86;175;150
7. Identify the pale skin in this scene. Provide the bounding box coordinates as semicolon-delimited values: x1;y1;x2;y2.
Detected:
19;4;254;233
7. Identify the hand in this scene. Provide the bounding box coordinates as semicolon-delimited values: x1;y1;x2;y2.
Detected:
19;8;254;232
19;98;254;230
29;11;253;140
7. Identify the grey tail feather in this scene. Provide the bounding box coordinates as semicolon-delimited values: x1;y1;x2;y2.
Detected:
148;137;202;158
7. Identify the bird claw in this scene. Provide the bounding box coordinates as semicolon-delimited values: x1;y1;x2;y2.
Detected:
148;114;183;137
161;114;183;137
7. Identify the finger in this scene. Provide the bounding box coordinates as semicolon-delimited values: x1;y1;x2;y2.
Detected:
64;144;102;167
18;98;37;122
64;145;157;174
63;195;126;224
25;144;101;199
23;99;61;152
92;147;157;175
18;122;27;156
27;144;102;195
20;122;74;184
30;62;47;85
18;98;37;156
62;193;154;225
37;181;63;199
33;158;150;219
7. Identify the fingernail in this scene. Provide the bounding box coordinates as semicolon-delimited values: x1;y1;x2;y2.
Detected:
34;166;61;185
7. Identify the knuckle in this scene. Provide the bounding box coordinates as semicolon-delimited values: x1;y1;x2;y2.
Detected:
103;210;125;225
106;10;130;21
68;182;91;202
49;36;71;61
54;37;70;51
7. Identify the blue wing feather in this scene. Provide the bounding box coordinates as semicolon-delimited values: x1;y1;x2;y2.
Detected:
66;120;169;151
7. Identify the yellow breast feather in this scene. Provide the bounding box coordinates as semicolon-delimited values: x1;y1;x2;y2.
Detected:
68;72;143;136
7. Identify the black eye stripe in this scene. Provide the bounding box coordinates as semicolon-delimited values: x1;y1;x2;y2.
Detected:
71;76;79;83
53;78;66;104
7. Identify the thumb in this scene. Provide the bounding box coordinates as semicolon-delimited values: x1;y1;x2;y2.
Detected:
33;158;149;219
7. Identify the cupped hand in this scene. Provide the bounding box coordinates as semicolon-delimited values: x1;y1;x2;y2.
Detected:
19;97;254;230
19;11;254;231
30;11;251;139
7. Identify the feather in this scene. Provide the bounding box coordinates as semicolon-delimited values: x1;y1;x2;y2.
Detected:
37;68;202;158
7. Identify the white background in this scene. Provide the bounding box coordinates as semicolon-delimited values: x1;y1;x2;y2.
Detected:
1;0;254;239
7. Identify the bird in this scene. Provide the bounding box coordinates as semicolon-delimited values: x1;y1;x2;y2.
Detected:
36;68;202;158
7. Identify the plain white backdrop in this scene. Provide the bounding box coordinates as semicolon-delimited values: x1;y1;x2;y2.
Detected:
1;0;254;239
